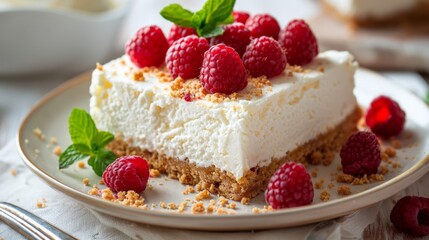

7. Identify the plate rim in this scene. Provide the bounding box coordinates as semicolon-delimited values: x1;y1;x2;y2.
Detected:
17;69;429;231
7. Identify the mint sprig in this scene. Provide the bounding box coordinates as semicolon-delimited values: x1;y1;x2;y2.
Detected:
59;108;116;176
160;0;235;38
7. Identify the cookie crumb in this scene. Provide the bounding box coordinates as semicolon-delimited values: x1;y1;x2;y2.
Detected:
150;169;161;177
99;179;105;185
49;137;58;144
328;182;335;189
384;147;396;158
390;139;401;149
227;203;236;209
88;185;99;195
320;190;330;202
218;196;229;207
337;185;352;196
241;197;250;205
192;201;205;213
77;161;86;169
82;178;90;186
183;186;195;195
53;146;62;156
36;200;46;208
10;168;17;176
33;128;45;140
315;179;324;189
195;190;211;201
168;202;178;210
336;173;354;183
159;201;167;209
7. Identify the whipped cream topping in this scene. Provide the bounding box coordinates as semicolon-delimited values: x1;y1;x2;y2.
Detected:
90;51;358;179
324;0;428;19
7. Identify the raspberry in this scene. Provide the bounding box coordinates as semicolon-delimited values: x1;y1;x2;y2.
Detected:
167;24;197;45
390;196;429;237
340;131;381;177
278;19;318;66
265;162;314;209
166;35;210;79
365;96;406;139
126;25;169;68
211;23;251;57
233;11;250;24
245;14;280;39
199;44;247;94
242;36;287;78
102;156;150;193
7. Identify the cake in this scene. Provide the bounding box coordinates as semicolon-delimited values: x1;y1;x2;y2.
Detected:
89;50;361;201
322;0;429;28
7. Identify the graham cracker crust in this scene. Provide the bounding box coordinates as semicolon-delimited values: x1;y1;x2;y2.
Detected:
322;0;429;28
108;107;362;201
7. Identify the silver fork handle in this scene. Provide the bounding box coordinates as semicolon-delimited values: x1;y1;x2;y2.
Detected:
0;202;77;240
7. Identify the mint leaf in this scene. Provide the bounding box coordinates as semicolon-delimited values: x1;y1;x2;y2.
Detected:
59;144;89;169
203;0;235;25
88;149;117;176
200;26;224;38
93;131;114;148
60;109;117;177
160;0;235;38
69;108;97;149
160;4;194;28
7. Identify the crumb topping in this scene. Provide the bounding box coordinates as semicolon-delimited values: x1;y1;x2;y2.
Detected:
150;169;161;177
337;185;352;196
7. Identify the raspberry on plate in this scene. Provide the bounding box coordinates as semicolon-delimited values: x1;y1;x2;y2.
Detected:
390;196;429;237
211;23;251;57
265;162;314;209
279;19;318;66
365;96;406;139
242;36;287;78
166;35;210;79
167;24;197;45
102;156;150;193
245;14;280;39
340;131;381;177
199;44;248;94
233;11;250;24
126;25;169;68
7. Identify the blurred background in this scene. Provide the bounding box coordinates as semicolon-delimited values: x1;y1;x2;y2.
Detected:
0;0;428;145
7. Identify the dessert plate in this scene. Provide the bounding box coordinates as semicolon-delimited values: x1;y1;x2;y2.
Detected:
17;69;429;231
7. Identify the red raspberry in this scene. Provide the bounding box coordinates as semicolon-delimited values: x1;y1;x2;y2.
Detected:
278;19;318;66
340;131;381;177
167;24;197;45
126;25;169;68
390;196;429;237
166;35;210;79
102;156;150;193
199;44;247;94
233;11;250;24
245;14;280;39
242;36;287;78
265;162;314;209
365;96;406;139
211;23;251;57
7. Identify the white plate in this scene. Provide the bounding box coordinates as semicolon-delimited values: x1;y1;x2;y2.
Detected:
17;69;429;231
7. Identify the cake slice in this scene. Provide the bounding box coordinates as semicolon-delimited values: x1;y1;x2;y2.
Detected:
89;50;361;200
322;0;429;28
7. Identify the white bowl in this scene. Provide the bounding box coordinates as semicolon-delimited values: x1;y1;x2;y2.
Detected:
0;0;132;76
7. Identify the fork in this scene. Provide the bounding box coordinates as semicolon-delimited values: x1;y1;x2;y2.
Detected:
0;202;77;240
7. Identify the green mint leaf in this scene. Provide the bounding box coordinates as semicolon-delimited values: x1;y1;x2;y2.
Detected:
192;10;206;30
59;144;89;169
69;108;98;149
200;26;224;38
88;149;117;177
203;0;235;25
160;4;194;27
219;14;234;25
93;131;114;148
